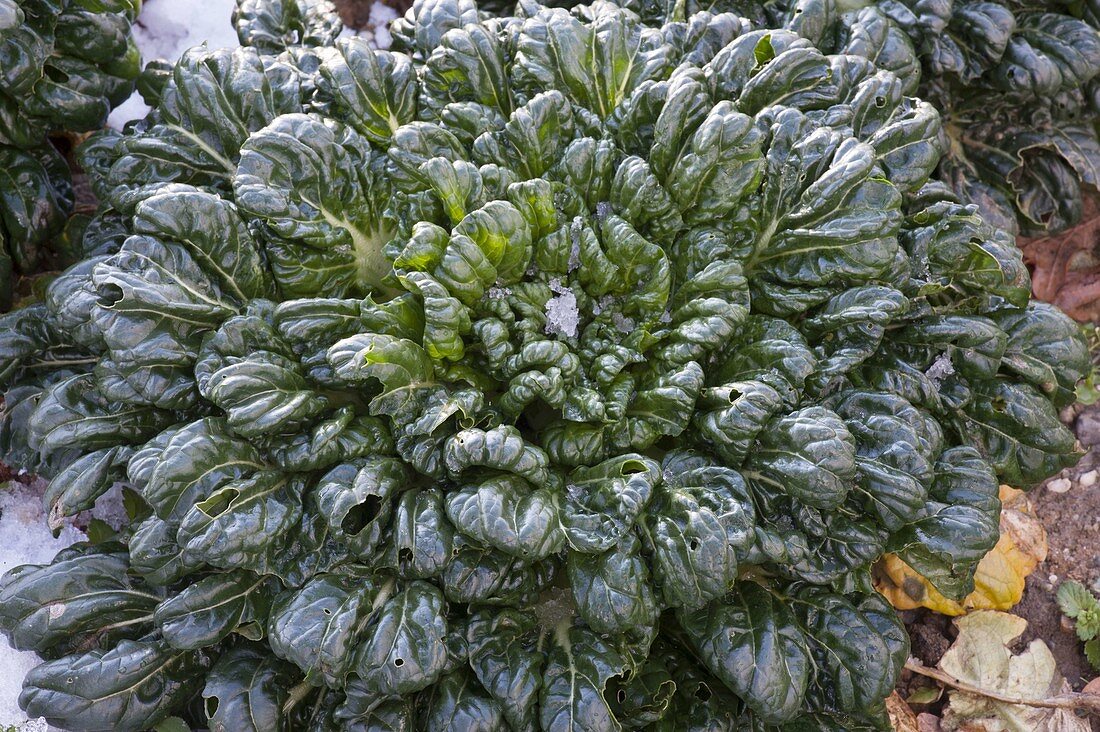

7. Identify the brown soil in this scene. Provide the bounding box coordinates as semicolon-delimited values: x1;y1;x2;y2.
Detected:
1016;403;1100;691
333;0;412;29
902;403;1100;690
898;404;1100;728
905;610;955;668
1014;195;1100;698
0;461;34;486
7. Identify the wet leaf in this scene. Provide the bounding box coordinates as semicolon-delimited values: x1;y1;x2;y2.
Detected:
876;487;1046;615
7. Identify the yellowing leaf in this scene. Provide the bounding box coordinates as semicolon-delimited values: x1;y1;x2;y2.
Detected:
876;487;1047;615
939;611;1089;732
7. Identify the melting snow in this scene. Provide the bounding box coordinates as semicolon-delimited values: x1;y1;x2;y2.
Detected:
90;483;133;532
108;0;240;129
6;720;47;732
108;0;401;130
568;217;582;273
592;294;614;316
612;313;636;333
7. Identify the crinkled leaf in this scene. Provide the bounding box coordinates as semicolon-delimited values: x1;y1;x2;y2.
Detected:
678;582;810;724
154;570;271;650
745;406;857;510
560;454;659;553
352;580;449;697
567;531;659;637
267;574;374;688
202;644;298;732
19;639;203;732
445;475;564;561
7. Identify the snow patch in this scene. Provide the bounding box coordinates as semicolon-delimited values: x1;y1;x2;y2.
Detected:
106;0;403;129
106;92;152;131
568;217;582;273
0;481;85;728
372;3;399;48
545;278;580;339
133;0;240;62
612;312;636;334
109;0;241;129
925;352;956;386
0;482;85;574
90;483;131;531
592;295;614;316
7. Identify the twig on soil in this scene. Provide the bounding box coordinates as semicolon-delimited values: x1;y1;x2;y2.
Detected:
905;659;1100;715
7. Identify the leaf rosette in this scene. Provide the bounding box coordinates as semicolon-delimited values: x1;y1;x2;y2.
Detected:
0;0;1088;729
627;0;1100;235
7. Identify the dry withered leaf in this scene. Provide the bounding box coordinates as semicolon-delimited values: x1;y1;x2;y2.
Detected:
938;612;1090;731
1021;193;1100;322
889;690;920;732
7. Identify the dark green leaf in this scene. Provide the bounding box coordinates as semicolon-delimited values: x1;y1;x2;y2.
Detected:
352;580;449;697
19;639;203;732
154;570;272;650
679;582;810;724
203;644;299;732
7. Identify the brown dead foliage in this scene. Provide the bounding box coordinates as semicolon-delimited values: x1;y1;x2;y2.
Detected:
1022;194;1100;323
